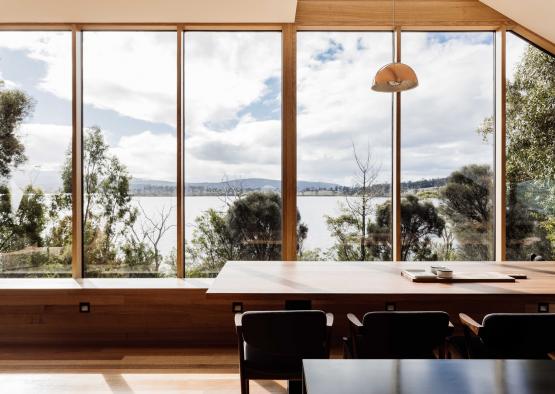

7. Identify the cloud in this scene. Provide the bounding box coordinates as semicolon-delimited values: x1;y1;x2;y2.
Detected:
183;32;282;183
184;32;281;132
1;30;531;187
17;123;72;172
298;32;498;184
185;116;282;183
400;32;495;180
297;32;393;185
6;123;71;192
0;31;71;100
110;130;176;182
83;32;176;126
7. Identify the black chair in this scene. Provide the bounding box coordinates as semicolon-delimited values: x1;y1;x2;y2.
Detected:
460;312;555;359
344;311;453;359
235;310;333;394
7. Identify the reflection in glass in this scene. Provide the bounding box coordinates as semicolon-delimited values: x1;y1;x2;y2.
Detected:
505;33;555;261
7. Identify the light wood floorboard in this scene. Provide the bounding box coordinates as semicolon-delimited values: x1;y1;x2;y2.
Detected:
0;346;289;393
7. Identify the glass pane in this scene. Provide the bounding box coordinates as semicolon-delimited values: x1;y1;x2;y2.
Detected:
0;31;72;277
184;32;282;277
401;32;495;261
82;32;177;277
506;33;555;261
297;32;393;261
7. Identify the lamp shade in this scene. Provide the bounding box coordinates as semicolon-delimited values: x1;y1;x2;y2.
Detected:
371;62;418;93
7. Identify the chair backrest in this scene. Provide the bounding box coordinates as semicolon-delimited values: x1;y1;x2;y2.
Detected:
240;310;328;369
356;311;450;358
480;313;555;359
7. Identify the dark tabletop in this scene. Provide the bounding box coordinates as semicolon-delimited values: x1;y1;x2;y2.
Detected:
303;359;555;394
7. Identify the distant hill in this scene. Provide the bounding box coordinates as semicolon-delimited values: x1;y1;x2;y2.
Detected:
129;176;449;197
130;178;344;196
9;171;448;197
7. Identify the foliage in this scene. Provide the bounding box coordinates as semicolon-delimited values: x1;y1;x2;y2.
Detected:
0;180;46;251
0;81;34;179
400;195;445;261
505;46;555;184
56;127;137;273
479;43;555;259
439;164;494;260
325;194;444;262
186;191;307;276
322;144;386;261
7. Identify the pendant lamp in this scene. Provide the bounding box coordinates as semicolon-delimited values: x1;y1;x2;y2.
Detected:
371;0;418;93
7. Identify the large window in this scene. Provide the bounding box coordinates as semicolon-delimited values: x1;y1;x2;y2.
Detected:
184;32;282;277
82;32;177;277
401;32;495;261
2;27;552;278
297;32;393;261
505;33;555;261
0;31;72;277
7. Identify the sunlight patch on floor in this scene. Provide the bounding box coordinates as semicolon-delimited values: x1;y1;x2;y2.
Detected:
1;373;288;394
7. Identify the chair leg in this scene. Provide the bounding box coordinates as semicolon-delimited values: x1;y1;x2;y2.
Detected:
438;343;446;359
241;378;249;394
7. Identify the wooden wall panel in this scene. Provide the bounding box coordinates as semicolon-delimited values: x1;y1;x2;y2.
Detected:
295;0;512;27
0;288;552;346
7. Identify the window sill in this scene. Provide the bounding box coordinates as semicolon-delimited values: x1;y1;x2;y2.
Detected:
0;277;214;290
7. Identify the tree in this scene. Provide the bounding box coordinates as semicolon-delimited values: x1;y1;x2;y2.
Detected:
124;202;175;272
439;164;494;260
400;195;445;261
324;143;383;261
13;185;46;249
0;184;15;252
479;43;555;259
365;196;445;261
345;142;381;260
57;127;137;272
0;81;34;179
327;194;444;262
186;191;308;276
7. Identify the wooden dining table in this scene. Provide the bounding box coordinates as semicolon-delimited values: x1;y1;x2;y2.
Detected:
206;261;555;310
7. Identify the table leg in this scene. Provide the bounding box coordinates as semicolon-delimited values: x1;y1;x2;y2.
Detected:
288;380;303;394
284;300;312;310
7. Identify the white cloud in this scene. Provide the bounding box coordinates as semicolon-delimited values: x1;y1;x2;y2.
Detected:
1;30;530;186
110;130;176;182
184;32;281;132
185;116;281;183
400;33;495;180
183;32;282;183
298;32;393;185
18;123;71;172
83;32;176;126
0;31;71;100
8;123;71;192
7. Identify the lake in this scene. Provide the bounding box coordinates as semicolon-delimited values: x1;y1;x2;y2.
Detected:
131;195;390;256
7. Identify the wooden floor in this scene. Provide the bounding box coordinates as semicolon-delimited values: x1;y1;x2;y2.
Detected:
0;345;289;393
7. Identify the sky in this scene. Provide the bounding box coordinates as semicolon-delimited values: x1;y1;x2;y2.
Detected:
0;30;530;193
